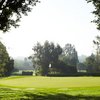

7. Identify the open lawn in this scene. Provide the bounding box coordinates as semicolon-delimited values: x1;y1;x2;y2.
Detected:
0;76;100;99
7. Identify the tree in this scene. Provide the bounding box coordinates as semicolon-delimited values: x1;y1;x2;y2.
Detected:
77;62;87;72
93;36;100;55
92;36;100;72
84;36;100;73
31;41;62;76
0;0;40;32
62;44;79;66
86;0;100;30
0;41;14;76
85;53;96;72
5;58;14;76
59;44;78;73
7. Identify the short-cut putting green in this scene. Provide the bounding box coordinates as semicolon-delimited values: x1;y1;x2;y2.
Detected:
0;76;100;99
0;76;100;88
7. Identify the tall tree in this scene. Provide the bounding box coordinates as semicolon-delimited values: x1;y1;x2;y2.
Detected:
93;36;100;71
85;53;96;72
5;58;14;76
31;41;62;76
60;43;79;73
62;44;79;66
86;0;100;30
0;0;40;32
59;44;78;73
0;41;13;76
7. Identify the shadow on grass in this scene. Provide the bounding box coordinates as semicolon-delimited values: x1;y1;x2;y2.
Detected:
0;88;100;100
22;92;100;100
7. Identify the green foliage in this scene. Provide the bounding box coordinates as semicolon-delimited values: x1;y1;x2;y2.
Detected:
0;41;14;76
5;58;14;76
82;36;100;73
86;0;100;30
62;44;79;66
59;44;78;74
77;62;87;72
31;42;80;76
31;41;62;76
85;53;96;72
0;0;40;32
89;36;100;72
22;71;33;75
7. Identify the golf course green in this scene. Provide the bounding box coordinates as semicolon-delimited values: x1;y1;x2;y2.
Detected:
0;76;100;99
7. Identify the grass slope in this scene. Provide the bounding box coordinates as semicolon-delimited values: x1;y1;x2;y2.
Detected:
0;76;100;100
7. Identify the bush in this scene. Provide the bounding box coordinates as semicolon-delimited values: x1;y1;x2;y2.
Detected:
11;70;22;75
22;71;33;75
48;72;100;77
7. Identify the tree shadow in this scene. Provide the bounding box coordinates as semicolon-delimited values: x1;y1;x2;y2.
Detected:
22;92;100;100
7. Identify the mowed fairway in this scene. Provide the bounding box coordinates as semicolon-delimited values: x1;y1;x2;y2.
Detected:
0;76;100;88
0;76;100;100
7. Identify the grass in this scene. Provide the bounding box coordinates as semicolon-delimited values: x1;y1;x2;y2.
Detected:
0;76;100;88
0;76;100;99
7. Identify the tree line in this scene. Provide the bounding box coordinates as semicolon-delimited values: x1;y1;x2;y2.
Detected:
1;38;100;76
83;36;100;73
29;39;100;76
29;41;79;76
0;0;100;76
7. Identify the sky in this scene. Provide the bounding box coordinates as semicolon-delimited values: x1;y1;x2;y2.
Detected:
0;0;100;58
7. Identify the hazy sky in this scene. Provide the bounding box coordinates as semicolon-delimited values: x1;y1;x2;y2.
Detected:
0;0;100;58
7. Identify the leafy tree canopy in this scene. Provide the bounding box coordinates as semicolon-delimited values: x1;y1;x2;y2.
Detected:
61;43;79;66
85;53;96;72
86;0;100;30
0;0;40;32
0;41;14;76
31;41;62;76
